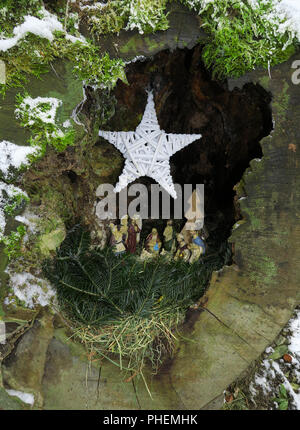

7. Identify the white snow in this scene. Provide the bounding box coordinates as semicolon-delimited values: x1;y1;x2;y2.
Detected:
0;141;37;180
278;0;300;40
65;33;87;44
288;309;300;357
5;271;57;309
0;182;27;238
15;96;62;126
0;7;88;52
80;1;107;11
15;210;40;235
6;389;34;406
0;9;63;52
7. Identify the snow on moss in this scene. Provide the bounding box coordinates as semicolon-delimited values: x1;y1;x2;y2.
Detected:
247;307;300;410
0;9;63;52
5;270;57;309
5;389;35;406
0;140;37;180
277;0;300;39
15;96;62;127
126;0;169;34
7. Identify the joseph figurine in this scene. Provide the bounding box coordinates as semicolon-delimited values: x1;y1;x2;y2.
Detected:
126;218;141;254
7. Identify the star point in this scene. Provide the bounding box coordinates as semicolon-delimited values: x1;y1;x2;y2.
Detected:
98;91;202;199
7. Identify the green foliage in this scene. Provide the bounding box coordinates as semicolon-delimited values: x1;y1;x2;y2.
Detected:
126;0;170;34
15;91;76;156
43;224;225;375
181;0;297;79
269;344;289;360
69;42;127;88
273;384;289;410
0;0;298;86
85;0;169;36
0;0;43;35
86;1;128;36
2;225;26;260
4;191;29;217
0;12;126;94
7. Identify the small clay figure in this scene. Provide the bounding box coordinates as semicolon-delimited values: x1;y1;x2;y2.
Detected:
132;214;142;245
109;222;126;256
95;220;107;250
189;230;206;264
120;215;129;242
126;217;141;254
163;219;176;253
174;233;191;262
145;228;162;255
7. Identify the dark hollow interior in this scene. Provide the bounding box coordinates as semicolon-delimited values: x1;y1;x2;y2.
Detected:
97;45;273;251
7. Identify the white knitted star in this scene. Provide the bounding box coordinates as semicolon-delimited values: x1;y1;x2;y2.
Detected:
99;91;202;199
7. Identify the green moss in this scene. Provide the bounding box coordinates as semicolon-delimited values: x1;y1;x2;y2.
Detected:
69;42;127;89
120;35;146;54
1;225;26;261
0;0;43;35
181;0;298;79
4;191;29;217
249;255;277;286
0;31;126;95
1;0;298;86
272;81;290;122
85;0;169;37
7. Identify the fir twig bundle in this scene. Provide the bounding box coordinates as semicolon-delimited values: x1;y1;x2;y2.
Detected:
43;224;226;377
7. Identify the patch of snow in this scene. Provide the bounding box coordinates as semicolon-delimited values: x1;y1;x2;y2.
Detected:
15;96;62;126
0;141;37;180
5;271;57;309
272;360;300;409
65;33;87;44
0;9;63;52
125;55;147;65
80;2;107;11
277;0;300;40
245;307;300;409
15;210;39;235
288;309;300;357
6;389;34;406
63;119;72;128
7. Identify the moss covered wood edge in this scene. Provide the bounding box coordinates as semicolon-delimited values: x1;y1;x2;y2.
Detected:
0;0;299;92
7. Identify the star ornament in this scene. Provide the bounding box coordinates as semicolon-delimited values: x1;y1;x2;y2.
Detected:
98;91;202;199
